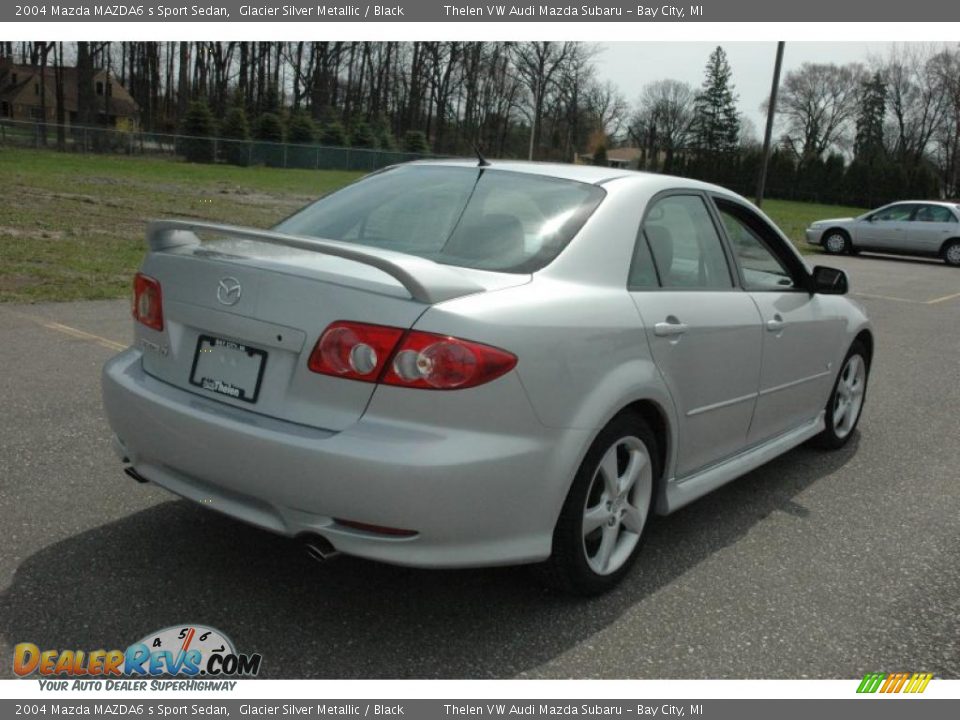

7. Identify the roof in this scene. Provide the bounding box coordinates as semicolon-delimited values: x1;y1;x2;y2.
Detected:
408;158;635;185
0;60;138;117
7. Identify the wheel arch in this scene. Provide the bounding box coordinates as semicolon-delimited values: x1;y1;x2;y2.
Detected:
609;398;672;515
821;226;852;243
853;328;874;368
939;236;960;257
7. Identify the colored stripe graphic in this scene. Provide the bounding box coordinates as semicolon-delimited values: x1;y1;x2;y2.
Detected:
857;672;933;694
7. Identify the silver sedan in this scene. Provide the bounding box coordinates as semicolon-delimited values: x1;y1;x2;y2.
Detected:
806;200;960;266
102;161;873;594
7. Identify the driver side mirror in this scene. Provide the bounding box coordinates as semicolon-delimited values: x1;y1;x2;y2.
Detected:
811;265;848;295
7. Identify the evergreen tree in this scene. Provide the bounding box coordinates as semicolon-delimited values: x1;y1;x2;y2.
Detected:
219;106;250;166
691;46;740;156
854;72;886;164
319;121;348;147
287;113;317;144
402;130;430;154
180;100;216;163
349;120;378;149
254;112;285;143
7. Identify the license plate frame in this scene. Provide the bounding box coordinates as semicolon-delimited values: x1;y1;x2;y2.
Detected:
189;334;267;404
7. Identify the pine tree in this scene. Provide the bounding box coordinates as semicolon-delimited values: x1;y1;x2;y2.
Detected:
220;106;250;166
691;46;740;155
854;72;886;164
180;100;216;163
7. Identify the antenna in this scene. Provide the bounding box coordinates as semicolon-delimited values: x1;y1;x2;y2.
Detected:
473;144;491;167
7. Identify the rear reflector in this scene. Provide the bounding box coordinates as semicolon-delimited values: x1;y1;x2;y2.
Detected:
307;321;517;390
334;519;418;537
132;272;164;331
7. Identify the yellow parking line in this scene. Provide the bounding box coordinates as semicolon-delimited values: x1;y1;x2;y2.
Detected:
852;292;923;304
40;320;127;352
926;291;960;305
0;307;127;351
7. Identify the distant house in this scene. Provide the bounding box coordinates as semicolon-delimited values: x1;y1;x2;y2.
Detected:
576;147;644;169
0;57;139;128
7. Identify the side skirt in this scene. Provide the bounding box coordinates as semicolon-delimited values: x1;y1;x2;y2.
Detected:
660;412;826;514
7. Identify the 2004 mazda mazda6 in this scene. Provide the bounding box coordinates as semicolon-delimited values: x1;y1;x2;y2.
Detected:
101;160;873;594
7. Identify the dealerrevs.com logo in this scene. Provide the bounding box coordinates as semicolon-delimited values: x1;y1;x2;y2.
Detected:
13;625;262;689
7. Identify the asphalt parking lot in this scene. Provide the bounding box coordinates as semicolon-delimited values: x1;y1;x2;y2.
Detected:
0;252;958;679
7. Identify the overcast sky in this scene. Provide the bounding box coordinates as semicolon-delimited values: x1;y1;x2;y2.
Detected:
594;41;901;140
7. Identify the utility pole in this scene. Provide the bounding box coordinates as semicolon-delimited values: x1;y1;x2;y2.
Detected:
755;41;785;208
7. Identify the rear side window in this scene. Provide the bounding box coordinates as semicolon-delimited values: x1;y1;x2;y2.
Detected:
642;194;733;289
275;166;605;273
914;205;957;223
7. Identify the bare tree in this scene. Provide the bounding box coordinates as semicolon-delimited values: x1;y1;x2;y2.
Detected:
630;79;696;172
776;62;863;164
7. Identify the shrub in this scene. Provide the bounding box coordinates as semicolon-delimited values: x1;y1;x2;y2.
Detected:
349;120;377;149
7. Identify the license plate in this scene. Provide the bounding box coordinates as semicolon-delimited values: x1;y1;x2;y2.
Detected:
189;335;267;403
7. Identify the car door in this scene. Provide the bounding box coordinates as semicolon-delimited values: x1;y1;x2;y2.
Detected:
909;204;959;254
628;192;763;478
713;197;845;445
859;203;919;250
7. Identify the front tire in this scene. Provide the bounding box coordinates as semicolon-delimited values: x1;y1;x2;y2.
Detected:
822;230;851;255
943;240;960;267
813;341;869;450
539;411;658;596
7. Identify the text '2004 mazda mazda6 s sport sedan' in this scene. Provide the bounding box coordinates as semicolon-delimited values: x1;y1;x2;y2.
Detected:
101;160;873;595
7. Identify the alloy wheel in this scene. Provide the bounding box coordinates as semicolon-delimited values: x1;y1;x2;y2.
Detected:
834;354;866;439
581;436;653;576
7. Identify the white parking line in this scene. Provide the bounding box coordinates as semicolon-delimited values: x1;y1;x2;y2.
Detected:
926;291;960;305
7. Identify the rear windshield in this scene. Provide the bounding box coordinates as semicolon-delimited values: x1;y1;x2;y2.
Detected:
274;165;606;273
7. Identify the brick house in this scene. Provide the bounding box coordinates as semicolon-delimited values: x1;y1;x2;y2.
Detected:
0;57;139;127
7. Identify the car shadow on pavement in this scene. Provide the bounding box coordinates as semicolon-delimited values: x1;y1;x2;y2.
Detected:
0;435;859;679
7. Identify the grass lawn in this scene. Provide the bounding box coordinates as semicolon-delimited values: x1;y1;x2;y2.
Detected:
760;198;865;252
0;148;865;302
0;148;362;302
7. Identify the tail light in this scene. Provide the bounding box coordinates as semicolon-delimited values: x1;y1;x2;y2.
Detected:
132;273;164;331
307;321;517;390
308;322;405;382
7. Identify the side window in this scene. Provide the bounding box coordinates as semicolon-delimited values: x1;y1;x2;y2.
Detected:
642;195;732;289
872;205;916;222
628;233;660;289
716;202;798;291
915;205;956;223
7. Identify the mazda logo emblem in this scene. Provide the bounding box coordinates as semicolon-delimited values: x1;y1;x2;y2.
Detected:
217;277;242;306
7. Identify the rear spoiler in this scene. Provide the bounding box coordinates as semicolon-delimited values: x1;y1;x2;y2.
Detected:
146;219;484;305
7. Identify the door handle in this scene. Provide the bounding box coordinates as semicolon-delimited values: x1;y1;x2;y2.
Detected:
766;315;786;332
654;320;688;337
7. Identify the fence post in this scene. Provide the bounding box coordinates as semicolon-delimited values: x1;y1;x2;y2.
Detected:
248;142;252;167
283;144;288;169
316;147;320;170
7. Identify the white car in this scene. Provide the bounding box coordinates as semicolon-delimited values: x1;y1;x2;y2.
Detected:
806;200;960;266
102;161;873;594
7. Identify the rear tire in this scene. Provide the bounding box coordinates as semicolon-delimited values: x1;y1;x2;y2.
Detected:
943;240;960;267
812;341;870;450
537;411;658;596
822;230;851;255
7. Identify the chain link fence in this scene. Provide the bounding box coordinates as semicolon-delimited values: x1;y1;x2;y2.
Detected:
0;120;437;172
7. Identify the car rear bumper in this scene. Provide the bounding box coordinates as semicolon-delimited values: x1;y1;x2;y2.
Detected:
102;349;589;568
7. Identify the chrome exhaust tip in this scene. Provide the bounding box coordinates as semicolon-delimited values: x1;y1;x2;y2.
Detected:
302;535;340;563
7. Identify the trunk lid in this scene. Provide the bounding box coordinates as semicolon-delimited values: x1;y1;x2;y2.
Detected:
136;227;528;431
